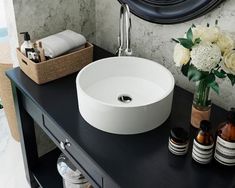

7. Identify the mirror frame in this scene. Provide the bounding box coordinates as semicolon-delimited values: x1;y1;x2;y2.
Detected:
118;0;224;24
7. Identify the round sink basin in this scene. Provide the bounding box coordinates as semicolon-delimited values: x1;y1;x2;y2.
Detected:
76;57;175;135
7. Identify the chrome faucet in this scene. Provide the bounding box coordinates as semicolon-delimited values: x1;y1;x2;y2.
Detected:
116;4;132;56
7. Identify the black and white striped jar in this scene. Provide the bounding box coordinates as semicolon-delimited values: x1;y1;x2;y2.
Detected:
214;136;235;166
192;139;214;164
214;109;235;166
168;127;189;156
192;120;214;164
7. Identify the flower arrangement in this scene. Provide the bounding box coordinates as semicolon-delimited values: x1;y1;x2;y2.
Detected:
173;23;235;91
173;23;235;127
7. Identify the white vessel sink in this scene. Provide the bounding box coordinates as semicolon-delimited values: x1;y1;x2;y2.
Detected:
76;57;175;135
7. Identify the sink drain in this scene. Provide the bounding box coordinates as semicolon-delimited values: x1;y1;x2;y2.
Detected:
118;95;132;103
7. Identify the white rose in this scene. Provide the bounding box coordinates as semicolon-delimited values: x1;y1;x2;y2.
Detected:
216;32;234;54
192;25;220;43
191;42;221;71
223;50;235;75
192;25;204;41
173;44;190;67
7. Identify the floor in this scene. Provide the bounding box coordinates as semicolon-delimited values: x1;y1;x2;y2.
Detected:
0;109;30;188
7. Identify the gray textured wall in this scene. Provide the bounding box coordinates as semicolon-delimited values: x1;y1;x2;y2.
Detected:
95;0;235;110
13;0;96;43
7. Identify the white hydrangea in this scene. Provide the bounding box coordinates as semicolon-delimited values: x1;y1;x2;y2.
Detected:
191;42;221;71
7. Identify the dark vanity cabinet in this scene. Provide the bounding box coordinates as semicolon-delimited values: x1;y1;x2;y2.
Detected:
6;46;235;188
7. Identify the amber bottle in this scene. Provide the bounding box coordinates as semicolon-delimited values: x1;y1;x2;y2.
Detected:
192;120;214;164
214;109;235;166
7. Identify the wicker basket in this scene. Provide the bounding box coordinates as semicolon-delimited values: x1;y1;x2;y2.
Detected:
16;42;93;84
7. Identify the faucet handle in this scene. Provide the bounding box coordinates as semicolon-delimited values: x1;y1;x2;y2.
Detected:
124;48;132;56
116;48;123;56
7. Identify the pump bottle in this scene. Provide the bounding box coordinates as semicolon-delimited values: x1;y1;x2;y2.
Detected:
20;32;33;55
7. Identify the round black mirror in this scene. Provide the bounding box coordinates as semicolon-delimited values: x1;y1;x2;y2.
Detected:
118;0;224;24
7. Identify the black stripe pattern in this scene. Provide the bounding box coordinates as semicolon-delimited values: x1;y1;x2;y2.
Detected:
214;136;235;166
168;138;189;156
192;139;214;164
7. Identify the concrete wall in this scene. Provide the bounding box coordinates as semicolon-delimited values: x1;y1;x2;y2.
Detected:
13;0;96;44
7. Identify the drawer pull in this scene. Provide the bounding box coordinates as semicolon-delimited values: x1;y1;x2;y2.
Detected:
60;139;71;150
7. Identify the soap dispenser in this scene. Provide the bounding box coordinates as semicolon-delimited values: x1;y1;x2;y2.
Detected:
20;32;33;55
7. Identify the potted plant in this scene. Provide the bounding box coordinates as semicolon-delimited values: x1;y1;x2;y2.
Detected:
173;23;235;128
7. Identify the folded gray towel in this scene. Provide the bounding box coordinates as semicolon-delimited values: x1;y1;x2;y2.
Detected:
37;30;86;58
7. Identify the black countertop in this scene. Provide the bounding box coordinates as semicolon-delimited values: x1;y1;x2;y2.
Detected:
6;45;235;188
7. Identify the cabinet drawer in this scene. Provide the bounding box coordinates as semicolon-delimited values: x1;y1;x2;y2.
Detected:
21;95;43;126
42;114;64;147
42;114;103;188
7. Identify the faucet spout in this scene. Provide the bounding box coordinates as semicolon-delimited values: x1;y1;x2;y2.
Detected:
117;4;132;56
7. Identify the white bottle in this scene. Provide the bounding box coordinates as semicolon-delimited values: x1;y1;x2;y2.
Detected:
20;32;33;55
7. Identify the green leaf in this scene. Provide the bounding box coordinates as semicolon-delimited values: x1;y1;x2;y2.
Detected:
214;70;226;78
221;70;226;74
177;38;193;49
209;81;219;95
187;65;208;81
186;28;193;42
194;38;201;45
204;73;216;85
181;63;190;77
228;74;235;86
